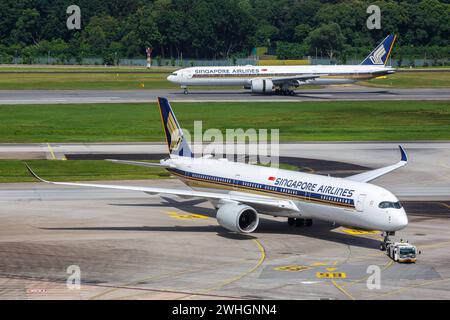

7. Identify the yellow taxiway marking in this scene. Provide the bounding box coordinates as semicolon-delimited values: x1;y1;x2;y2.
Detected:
341;228;379;235
199;239;266;295
331;279;355;300
316;272;347;279
166;211;209;220
274;265;310;272
47;143;56;160
341;259;394;288
311;262;327;266
326;267;337;272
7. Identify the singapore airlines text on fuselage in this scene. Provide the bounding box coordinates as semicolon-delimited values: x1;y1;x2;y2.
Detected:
167;35;397;94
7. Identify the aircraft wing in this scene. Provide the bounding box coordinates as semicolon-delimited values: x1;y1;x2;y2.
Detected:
25;164;299;212
345;145;407;183
270;74;320;85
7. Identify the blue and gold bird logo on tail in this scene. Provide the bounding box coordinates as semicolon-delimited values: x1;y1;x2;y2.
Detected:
157;97;193;158
166;112;182;151
361;34;397;66
369;45;386;65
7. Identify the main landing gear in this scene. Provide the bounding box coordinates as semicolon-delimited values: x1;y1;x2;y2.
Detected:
275;88;295;96
288;218;313;227
380;231;395;251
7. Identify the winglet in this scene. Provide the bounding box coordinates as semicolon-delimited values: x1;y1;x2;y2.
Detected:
399;145;407;162
25;163;50;183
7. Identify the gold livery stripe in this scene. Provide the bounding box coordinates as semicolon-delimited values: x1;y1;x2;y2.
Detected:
168;169;354;209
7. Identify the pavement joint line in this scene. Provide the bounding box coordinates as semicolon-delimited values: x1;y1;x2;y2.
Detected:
369;277;450;300
1;274;244;300
331;279;355;300
89;268;200;300
199;239;266;294
342;259;394;288
415;239;450;250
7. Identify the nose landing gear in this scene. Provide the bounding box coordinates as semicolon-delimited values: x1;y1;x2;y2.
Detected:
275;88;295;96
380;231;395;251
181;86;188;95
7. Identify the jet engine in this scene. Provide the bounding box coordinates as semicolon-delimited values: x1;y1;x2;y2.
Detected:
216;203;259;233
251;79;274;94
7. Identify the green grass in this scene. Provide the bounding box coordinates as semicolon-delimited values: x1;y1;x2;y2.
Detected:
361;71;450;88
0;101;449;142
0;160;170;183
0;66;178;72
0;68;242;90
0;160;298;183
0;71;177;90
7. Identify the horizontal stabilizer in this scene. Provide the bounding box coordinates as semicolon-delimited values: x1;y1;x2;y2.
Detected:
105;159;171;168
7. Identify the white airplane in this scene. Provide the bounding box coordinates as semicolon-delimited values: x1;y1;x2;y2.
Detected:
167;35;397;95
27;97;408;250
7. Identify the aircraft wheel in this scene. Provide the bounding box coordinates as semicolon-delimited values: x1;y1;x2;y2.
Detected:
288;218;295;226
295;219;305;227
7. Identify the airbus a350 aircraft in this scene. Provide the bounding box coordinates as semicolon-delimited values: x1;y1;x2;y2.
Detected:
167;35;396;95
27;97;408;250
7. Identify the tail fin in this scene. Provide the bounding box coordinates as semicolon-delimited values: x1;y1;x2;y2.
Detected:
157;97;193;157
360;34;397;66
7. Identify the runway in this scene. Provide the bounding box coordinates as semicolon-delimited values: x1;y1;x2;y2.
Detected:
1;142;449;200
1;87;450;104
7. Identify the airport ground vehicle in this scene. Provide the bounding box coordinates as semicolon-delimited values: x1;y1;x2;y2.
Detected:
386;241;419;263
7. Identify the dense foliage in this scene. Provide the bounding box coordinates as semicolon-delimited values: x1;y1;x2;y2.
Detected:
0;0;448;63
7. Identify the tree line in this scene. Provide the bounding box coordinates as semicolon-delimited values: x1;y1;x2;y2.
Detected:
0;0;448;65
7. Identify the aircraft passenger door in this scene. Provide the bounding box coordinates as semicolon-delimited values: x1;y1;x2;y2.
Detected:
355;194;366;212
183;70;194;79
233;174;241;190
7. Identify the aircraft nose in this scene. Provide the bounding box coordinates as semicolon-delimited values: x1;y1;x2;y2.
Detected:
394;209;408;230
167;75;174;82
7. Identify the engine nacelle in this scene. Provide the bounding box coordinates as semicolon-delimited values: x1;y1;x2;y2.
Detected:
216;203;259;233
251;79;274;94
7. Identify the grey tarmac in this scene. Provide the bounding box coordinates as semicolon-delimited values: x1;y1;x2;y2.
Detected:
1;180;450;300
1;142;449;200
1;87;450;104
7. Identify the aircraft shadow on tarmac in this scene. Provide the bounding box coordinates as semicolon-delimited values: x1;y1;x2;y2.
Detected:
172;89;390;96
42;197;381;250
40;223;380;250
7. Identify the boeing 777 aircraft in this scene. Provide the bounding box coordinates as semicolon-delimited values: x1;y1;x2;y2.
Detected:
27;97;408;250
167;35;396;95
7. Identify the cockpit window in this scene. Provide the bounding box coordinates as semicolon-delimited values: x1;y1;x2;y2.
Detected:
171;72;178;76
378;201;403;209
